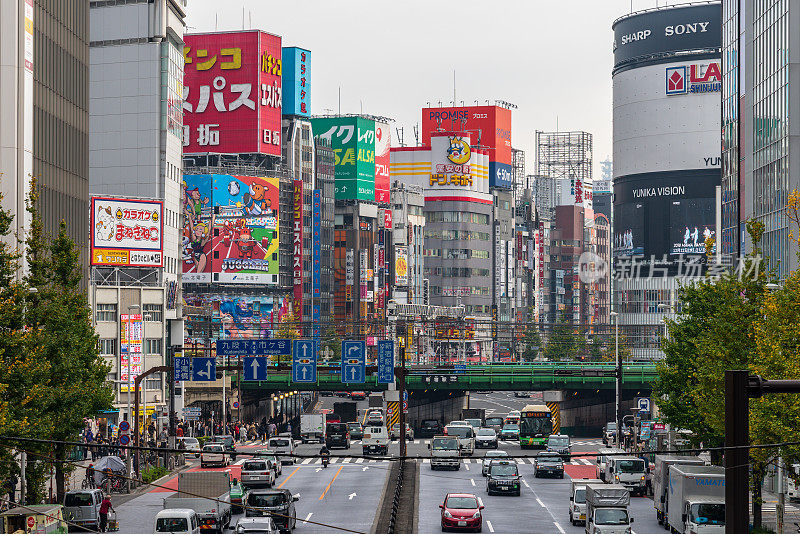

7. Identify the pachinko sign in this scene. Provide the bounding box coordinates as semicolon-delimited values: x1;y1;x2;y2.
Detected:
183;30;282;155
91;197;163;267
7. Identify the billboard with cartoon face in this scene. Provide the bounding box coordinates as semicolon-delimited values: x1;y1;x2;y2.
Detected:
182;174;280;285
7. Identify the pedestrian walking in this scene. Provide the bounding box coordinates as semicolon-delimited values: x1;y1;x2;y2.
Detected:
99;495;114;532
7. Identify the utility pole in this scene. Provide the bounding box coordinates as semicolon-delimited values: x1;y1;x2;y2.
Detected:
610;311;621;448
19;451;26;505
398;331;407;460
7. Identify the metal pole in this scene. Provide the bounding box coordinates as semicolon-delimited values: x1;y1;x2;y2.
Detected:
725;369;750;534
398;336;407;460
615;316;621;449
19;451;26;505
778;455;785;534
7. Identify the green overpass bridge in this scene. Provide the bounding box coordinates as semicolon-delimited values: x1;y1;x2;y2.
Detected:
239;363;657;393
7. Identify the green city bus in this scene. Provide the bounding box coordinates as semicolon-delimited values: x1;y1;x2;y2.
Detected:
519;404;553;448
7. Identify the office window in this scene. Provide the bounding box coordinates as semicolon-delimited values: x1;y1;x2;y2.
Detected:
143;304;163;322
145;338;162;356
96;304;116;322
98;339;116;356
146;375;162;390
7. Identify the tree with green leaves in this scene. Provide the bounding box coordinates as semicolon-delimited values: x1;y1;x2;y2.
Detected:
320;327;342;363
520;322;542;362
655;219;777;527
275;311;300;363
543;313;578;361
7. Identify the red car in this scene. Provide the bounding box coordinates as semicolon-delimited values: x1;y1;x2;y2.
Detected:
350;391;366;400
439;493;484;532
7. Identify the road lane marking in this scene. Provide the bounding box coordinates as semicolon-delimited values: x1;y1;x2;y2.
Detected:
522;479;530;488
330;457;338;464
355;458;364;464
465;463;469;471
303;513;312;524
277;466;300;489
580;459;592;465
319;466;343;500
486;520;494;532
301;458;312;465
536;498;545;507
342;457;352;463
554;522;566;534
527;458;536;464
471;478;475;486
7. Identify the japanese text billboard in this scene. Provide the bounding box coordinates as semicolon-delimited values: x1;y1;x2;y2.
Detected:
91;197;164;267
421;105;513;188
183;174;279;284
374;121;391;203
293;179;303;318
183;30;282;155
120;314;142;392
282;47;310;116
312;116;376;201
395;246;408;286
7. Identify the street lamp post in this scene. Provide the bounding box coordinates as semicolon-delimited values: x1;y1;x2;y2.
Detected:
126;304;139;493
610;311;621;448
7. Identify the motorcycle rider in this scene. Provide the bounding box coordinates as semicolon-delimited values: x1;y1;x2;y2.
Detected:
319;445;330;467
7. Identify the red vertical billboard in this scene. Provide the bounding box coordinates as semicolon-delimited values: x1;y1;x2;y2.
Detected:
183;30;282;155
293;180;304;319
421;105;513;188
374;121;391;204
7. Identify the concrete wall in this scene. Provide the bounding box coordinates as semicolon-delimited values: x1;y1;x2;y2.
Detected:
406;392;468;432
559;390;639;437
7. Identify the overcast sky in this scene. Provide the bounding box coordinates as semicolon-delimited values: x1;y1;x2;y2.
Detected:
187;0;677;179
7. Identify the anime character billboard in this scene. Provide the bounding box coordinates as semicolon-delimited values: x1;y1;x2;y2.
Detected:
211;174;280;285
182;175;213;282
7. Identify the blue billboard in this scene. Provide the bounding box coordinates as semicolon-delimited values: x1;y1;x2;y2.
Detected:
312;189;321;297
282;47;311;117
490;161;514;189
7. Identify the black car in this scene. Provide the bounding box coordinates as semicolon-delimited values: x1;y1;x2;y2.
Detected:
486;460;521;496
418;419;442;438
244;489;299;534
534;452;564;478
546;434;571;461
347;422;363;440
325;422;350;449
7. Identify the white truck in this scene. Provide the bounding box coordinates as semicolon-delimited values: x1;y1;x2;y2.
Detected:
584;484;632;534
653;455;706;525
163;471;232;533
606;456;647;496
300;413;326;444
596;447;626;482
361;425;389;456
429;435;461;470
666;465;725;534
569;478;602;526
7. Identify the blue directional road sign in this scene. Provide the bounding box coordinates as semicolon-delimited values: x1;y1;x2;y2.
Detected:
217;339;291;357
293;339;317;383
377;340;394;384
243;356;269;381
341;340;366;384
192;357;216;381
174;357;191;381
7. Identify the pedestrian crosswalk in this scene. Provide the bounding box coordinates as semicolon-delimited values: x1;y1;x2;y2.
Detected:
240;438;603;447
298;457;391;465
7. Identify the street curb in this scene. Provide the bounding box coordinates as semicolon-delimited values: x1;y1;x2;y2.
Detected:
370;460;398;534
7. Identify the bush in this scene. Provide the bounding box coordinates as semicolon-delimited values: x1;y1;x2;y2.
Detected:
141;465;168;484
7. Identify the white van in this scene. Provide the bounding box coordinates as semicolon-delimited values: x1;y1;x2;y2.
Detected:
63;489;104;530
178;437;201;458
154;509;200;534
362;425;389;456
266;435;295;464
595;447;626;482
444;424;475;456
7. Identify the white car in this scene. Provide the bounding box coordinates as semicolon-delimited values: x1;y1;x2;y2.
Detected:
482;450;509;476
200;443;227;468
234;517;278;534
178;437;201;457
448;420;471;426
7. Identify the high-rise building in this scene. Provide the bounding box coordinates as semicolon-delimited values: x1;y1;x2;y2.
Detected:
0;0;90;276
88;0;187;420
722;0;800;278
612;2;721;358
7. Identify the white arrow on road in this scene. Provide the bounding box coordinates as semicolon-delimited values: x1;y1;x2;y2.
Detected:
348;493;357;500
362;466;369;471
315;468;322;472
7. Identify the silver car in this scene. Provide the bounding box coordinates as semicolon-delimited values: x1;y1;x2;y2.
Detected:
482;450;509;476
241;459;276;488
235;517;278;534
266;436;295;465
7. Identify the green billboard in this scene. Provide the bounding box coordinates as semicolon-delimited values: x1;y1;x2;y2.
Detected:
312;117;375;201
